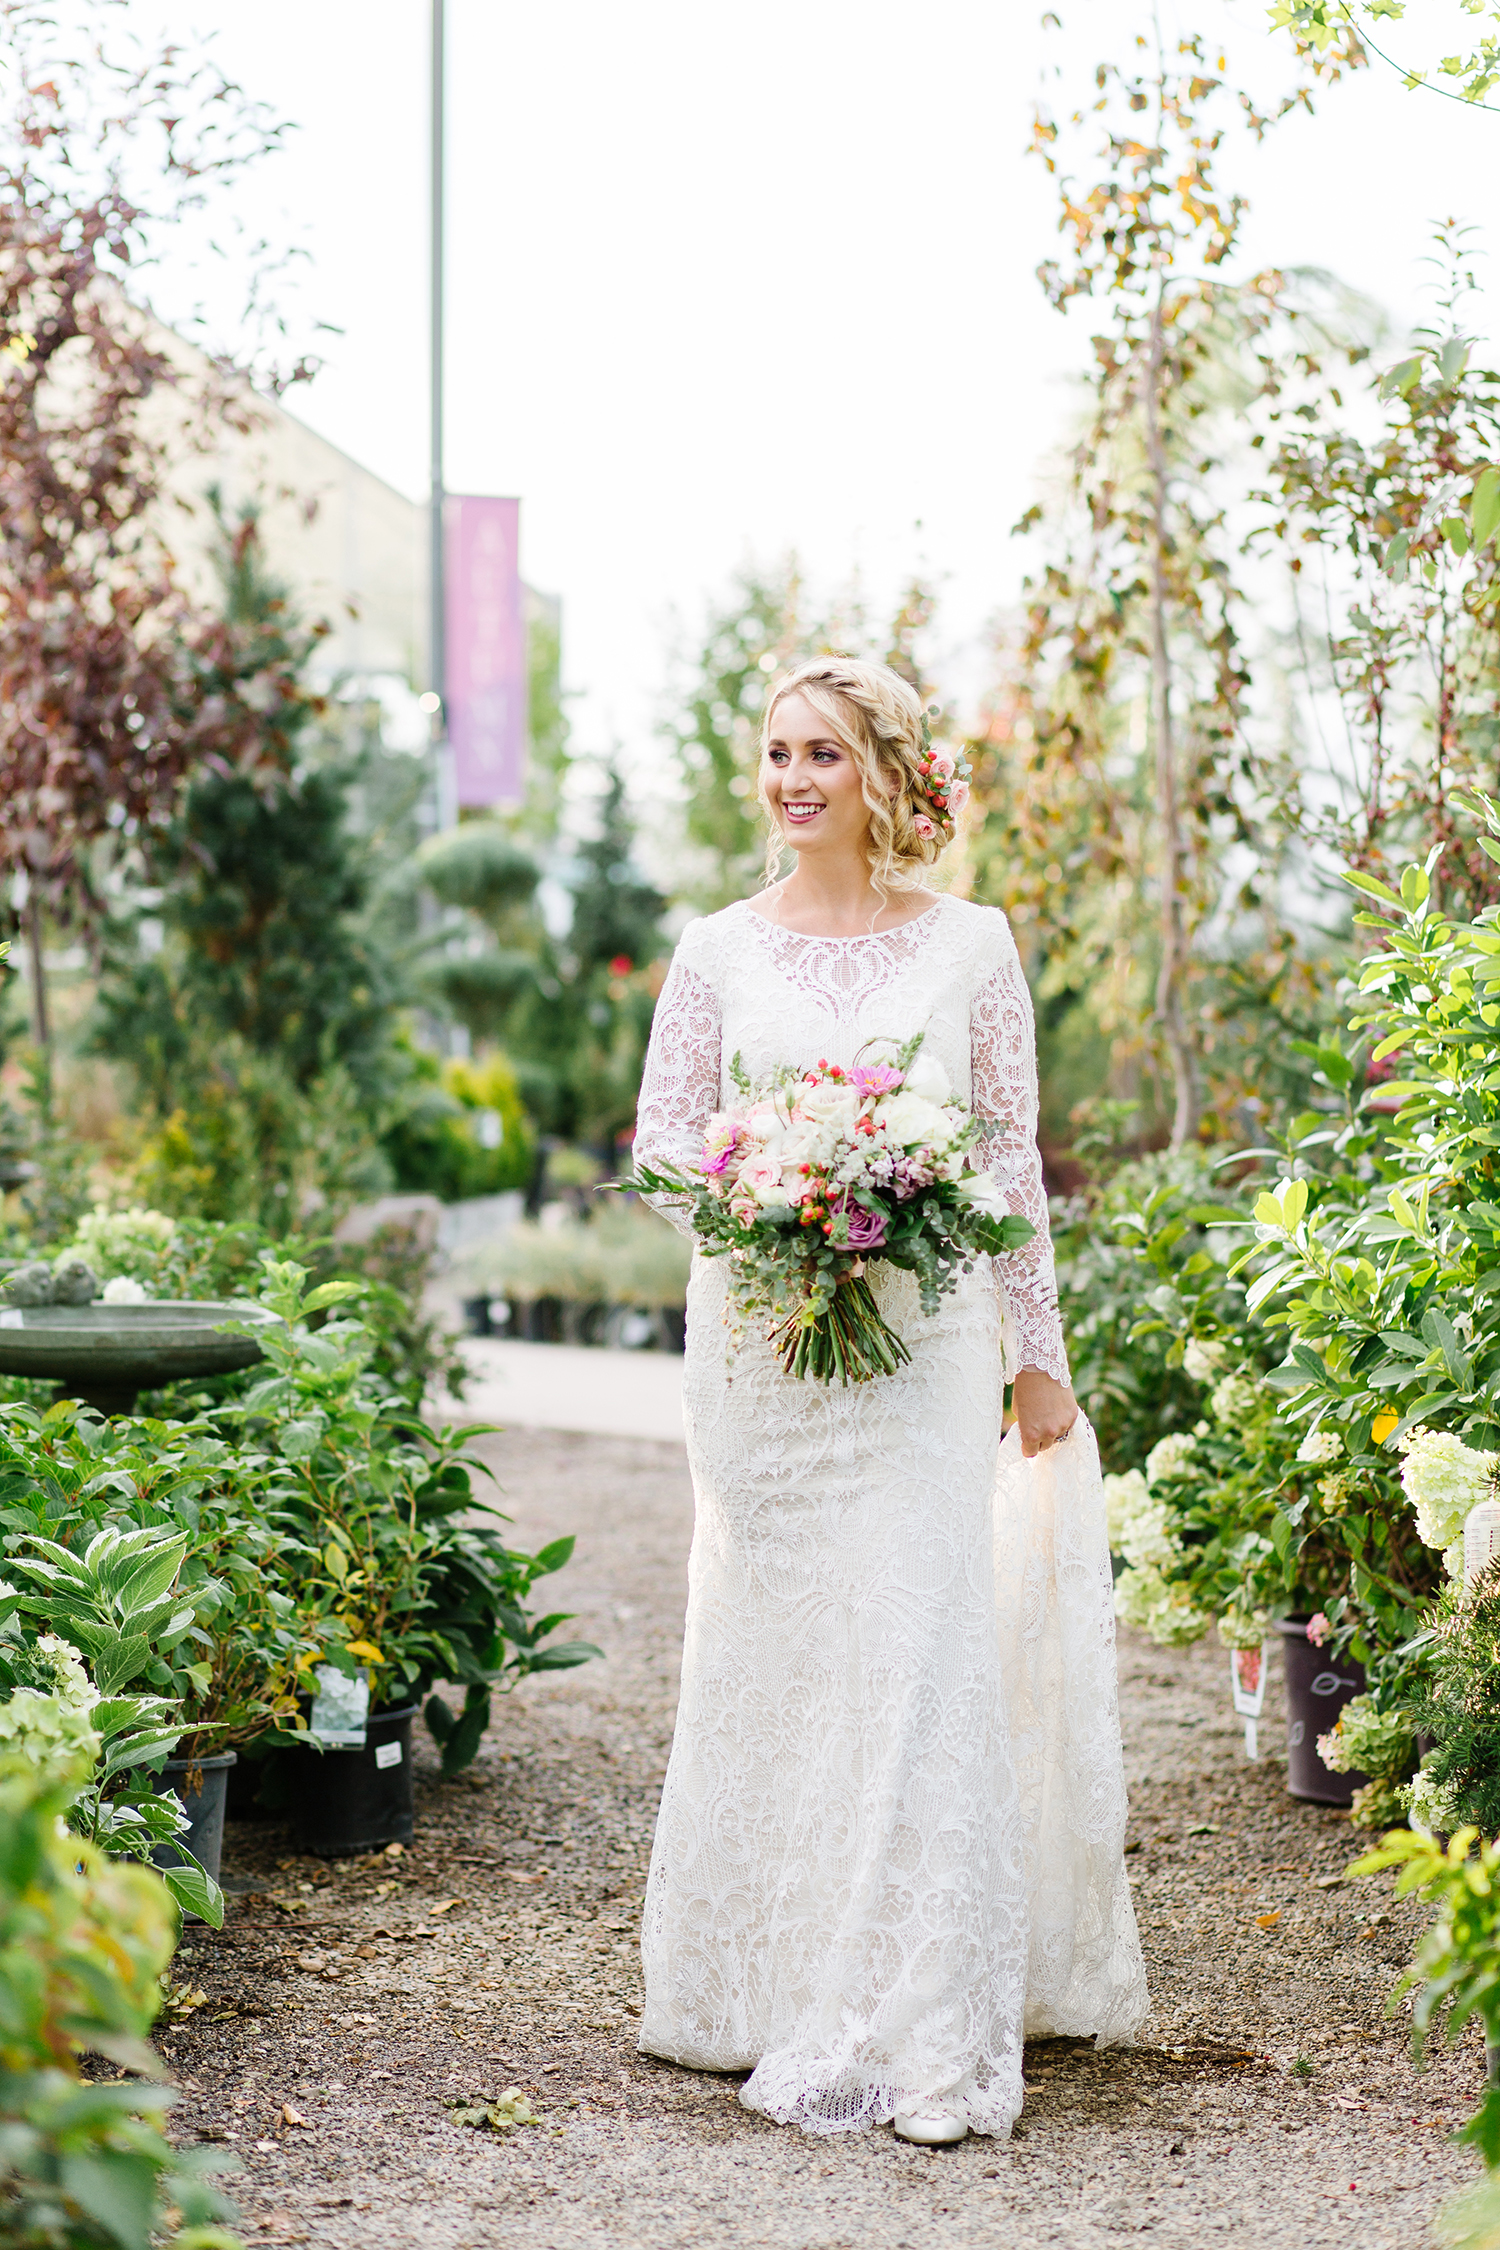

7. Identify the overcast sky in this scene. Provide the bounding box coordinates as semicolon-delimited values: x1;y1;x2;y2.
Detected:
139;0;1500;759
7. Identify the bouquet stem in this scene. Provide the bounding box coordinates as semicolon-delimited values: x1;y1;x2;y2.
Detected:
770;1274;911;1386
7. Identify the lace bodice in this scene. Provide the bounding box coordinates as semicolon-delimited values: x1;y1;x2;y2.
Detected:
634;894;1070;1386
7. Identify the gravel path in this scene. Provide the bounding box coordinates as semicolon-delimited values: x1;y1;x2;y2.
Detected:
162;1426;1487;2249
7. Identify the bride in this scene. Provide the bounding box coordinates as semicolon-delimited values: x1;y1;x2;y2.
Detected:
632;655;1145;2145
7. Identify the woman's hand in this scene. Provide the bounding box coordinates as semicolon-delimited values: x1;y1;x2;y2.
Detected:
1011;1367;1079;1458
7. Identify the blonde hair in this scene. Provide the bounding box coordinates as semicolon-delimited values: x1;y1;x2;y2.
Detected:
757;655;947;895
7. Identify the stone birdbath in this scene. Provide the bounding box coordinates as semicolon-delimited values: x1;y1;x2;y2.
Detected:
0;1265;281;1417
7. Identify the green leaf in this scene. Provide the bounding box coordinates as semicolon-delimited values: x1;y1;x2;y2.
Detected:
92;1634;151;1697
1341;869;1404;907
160;1859;225;1929
532;1537;577;1577
59;2151;161;2250
1474;464;1500;550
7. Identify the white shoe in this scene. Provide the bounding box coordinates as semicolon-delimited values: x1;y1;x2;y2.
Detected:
893;2104;968;2146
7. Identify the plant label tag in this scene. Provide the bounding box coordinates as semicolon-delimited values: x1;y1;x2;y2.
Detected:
308;1665;370;1749
374;1740;402;1770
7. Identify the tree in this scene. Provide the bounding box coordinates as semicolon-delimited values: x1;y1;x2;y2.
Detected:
985;23;1361;1146
1253;227;1500;910
420;763;666;1155
0;3;298;1040
1270;1;1499;106
92;506;416;1226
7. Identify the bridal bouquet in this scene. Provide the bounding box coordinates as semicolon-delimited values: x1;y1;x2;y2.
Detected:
623;1036;1034;1385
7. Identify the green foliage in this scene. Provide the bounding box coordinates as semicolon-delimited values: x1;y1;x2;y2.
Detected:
381;1043;534;1203
0;1744;241;2250
1350;1824;1500;2170
1247;821;1500;1453
1269;2;1500;107
93;505;420;1227
422;765;666;1150
1052;1147;1247;1474
1405;1568;1500;1840
0;1409;312;1762
1255;231;1500;902
224;1259;599;1757
0;1526;225;1926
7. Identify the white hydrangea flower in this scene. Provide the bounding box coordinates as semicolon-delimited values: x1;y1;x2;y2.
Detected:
1406;1763;1459;1839
1398;1427;1498;1554
1102;1469;1149;1550
1296;1428;1343;1466
0;1683;101;1785
101;1275;149;1304
1209;1373;1259;1428
1120;1495;1182;1576
1183;1338;1226;1383
1144;1430;1197;1487
1114;1562;1210;1646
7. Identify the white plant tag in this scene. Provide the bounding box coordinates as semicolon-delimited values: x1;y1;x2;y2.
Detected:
374;1740;402;1770
307;1665;369;1749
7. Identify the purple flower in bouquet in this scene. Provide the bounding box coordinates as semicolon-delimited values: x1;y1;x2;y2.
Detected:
850;1063;903;1099
840;1200;888;1250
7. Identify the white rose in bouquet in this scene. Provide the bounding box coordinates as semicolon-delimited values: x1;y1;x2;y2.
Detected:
904;1053;951;1103
873;1090;945;1146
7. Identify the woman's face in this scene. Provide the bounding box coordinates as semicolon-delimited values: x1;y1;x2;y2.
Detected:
761;693;871;866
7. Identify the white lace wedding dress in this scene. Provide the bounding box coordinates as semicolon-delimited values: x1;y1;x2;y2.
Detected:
633;894;1146;2137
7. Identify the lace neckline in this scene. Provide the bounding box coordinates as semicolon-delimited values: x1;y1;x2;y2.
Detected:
737;896;947;947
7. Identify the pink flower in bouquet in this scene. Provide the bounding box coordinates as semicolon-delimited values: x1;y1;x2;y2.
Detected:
700;1122;743;1176
850;1063;903;1099
739;1154;787;1204
1305;1611;1331;1647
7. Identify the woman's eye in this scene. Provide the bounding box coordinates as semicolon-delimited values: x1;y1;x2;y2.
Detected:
768;748;789;764
812;749;838;764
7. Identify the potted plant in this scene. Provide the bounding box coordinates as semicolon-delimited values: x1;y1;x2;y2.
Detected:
220;1258;600;1854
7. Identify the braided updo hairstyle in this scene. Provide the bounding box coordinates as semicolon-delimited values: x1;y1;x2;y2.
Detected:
757;655;954;897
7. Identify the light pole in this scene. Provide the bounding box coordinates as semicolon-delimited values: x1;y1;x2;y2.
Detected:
428;0;453;824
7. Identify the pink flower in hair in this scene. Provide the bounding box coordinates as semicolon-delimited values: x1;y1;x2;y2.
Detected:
948;778;970;815
930;750;957;778
913;814;937;840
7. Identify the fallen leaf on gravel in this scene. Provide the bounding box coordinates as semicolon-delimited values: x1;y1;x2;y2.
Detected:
281;2105;307;2128
430;1898;468;1914
1255;1911;1282;1930
1187;1823;1220;1837
444;2090;539;2132
503;1870;546;1884
1314;1874;1346;1890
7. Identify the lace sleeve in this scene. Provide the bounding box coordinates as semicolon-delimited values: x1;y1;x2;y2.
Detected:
633;938;722;1236
971;944;1071;1388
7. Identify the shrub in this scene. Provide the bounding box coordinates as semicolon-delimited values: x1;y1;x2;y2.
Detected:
0;1733;243;2249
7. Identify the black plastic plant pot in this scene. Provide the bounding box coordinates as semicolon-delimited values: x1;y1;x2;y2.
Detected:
1275;1620;1369;1806
151;1751;237;1885
286;1702;420;1859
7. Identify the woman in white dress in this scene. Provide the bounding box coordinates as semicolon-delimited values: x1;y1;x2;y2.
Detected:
633;656;1145;2145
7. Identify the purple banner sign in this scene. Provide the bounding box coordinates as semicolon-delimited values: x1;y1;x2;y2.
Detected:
446;495;525;808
